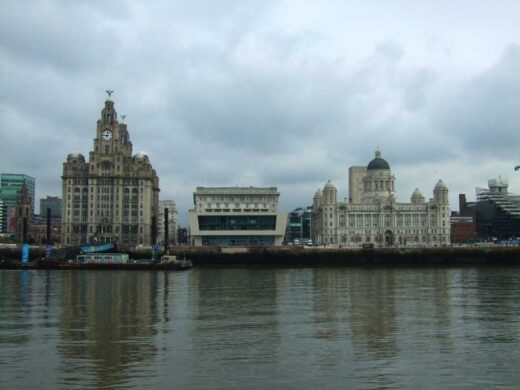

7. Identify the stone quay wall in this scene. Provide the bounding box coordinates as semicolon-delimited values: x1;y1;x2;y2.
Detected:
2;245;520;267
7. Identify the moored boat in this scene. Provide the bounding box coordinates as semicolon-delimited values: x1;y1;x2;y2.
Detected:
58;252;193;271
17;252;193;271
155;254;193;270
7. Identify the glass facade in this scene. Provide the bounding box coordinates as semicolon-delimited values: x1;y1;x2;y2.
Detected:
40;196;62;223
285;207;312;243
201;235;275;246
476;201;520;239
198;215;277;231
475;183;520;240
189;187;287;246
0;174;35;233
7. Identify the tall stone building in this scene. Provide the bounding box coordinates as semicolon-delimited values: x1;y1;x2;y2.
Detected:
348;166;367;204
16;184;33;243
61;96;160;247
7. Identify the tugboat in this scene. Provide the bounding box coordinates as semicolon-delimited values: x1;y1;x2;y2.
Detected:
155;253;193;270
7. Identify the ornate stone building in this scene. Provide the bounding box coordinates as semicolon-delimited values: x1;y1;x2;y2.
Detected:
312;149;450;246
61;96;160;247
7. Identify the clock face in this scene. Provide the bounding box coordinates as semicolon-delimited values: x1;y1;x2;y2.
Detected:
101;129;113;142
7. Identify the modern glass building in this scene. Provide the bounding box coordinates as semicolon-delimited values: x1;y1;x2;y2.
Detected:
0;174;35;233
285;207;312;244
187;187;287;246
40;196;62;224
158;200;178;246
475;177;520;239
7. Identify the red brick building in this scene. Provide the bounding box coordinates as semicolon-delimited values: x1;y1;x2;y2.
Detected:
450;194;478;243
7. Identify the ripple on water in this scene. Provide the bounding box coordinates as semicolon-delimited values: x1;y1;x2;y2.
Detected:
1;268;520;389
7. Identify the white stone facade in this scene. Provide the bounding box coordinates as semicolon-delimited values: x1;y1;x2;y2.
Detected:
312;150;451;247
188;187;287;246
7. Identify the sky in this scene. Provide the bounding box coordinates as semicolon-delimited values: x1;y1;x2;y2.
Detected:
1;0;520;223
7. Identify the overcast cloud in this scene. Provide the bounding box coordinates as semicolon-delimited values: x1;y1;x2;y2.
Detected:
1;0;520;223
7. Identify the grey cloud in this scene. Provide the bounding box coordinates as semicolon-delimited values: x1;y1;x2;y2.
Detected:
1;1;520;221
435;45;520;157
402;68;437;111
0;2;126;73
376;40;405;62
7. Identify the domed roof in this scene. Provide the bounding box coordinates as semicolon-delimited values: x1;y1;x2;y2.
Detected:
412;188;423;197
67;151;85;161
134;151;147;159
314;188;323;197
323;180;337;190
435;179;447;189
367;149;390;170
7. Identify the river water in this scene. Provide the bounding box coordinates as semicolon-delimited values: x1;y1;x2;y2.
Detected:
0;267;519;389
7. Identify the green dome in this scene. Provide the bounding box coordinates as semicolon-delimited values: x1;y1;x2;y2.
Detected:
367;157;390;170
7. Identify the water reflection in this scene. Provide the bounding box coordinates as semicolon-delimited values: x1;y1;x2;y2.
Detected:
1;267;520;390
190;269;281;365
311;269;343;341
473;268;520;345
57;271;161;388
348;269;398;358
0;271;33;346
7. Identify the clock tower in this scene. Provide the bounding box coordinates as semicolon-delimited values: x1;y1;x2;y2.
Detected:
61;94;160;247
